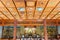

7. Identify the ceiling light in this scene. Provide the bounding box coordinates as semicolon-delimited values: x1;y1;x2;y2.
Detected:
17;7;25;11
36;7;43;11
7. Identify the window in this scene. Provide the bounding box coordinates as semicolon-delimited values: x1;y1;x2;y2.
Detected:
2;26;14;39
47;25;57;39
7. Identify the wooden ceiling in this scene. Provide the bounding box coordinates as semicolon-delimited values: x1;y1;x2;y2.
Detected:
0;0;60;21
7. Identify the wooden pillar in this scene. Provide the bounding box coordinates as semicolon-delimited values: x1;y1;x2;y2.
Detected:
44;19;48;40
2;20;4;38
56;20;59;40
13;20;17;40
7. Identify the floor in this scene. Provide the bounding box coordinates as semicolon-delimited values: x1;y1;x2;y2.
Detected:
0;38;59;40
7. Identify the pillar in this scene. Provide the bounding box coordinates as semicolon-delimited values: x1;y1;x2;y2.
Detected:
13;20;17;40
44;19;48;40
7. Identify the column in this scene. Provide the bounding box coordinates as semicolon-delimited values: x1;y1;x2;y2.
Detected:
13;20;17;40
44;19;48;40
56;20;59;40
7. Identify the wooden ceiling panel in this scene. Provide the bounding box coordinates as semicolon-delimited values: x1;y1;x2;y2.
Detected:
46;3;60;19
0;7;7;11
47;0;59;7
40;12;50;18
19;12;26;19
1;0;15;7
26;7;35;12
45;2;60;19
34;15;39;19
10;12;20;19
57;17;60;19
26;7;35;19
53;14;60;19
36;0;48;18
37;0;48;1
14;2;25;7
0;0;16;19
40;16;45;19
47;12;58;19
2;11;14;19
0;0;60;20
44;7;53;12
8;7;17;12
57;3;60;7
37;0;48;7
56;7;60;12
25;0;36;1
27;13;33;19
28;15;33;19
12;0;25;19
53;8;60;12
8;7;20;19
38;0;50;19
0;1;4;7
13;0;24;2
18;11;26;19
26;1;35;6
0;12;8;19
35;12;42;16
54;3;60;11
34;12;42;19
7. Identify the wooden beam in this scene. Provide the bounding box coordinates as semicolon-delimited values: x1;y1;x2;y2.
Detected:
0;19;60;26
0;11;10;20
0;0;16;19
39;0;50;19
51;12;60;19
25;1;28;19
12;0;22;19
33;1;37;19
45;2;60;19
